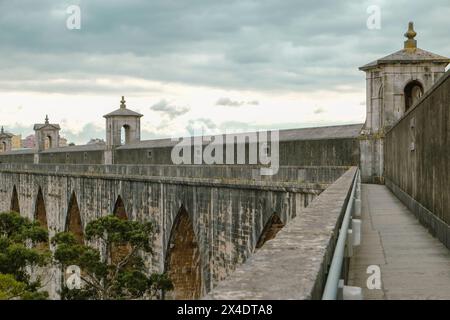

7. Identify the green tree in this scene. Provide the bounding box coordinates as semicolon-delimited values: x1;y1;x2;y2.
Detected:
0;211;50;300
53;215;172;300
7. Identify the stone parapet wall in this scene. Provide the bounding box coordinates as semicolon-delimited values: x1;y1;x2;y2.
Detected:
206;167;357;300
0;164;349;186
385;69;450;225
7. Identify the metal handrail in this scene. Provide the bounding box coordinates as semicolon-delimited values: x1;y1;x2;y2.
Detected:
322;168;359;300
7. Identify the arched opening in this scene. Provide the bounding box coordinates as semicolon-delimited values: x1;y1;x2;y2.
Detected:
1;141;6;152
34;187;48;229
66;192;84;244
113;195;127;220
44;136;52;150
255;214;285;250
165;206;202;300
404;80;424;112
111;195;131;264
10;185;20;213
121;125;131;145
34;187;48;248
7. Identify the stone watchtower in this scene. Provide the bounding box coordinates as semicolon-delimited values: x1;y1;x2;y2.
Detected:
33;115;61;151
359;22;450;183
103;96;143;164
0;127;13;153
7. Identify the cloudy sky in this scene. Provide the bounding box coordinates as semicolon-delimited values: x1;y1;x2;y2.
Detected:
1;0;449;144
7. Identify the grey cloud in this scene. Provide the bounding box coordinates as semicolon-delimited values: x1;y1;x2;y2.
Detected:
150;99;190;119
313;106;325;114
0;1;449;94
60;123;105;145
216;97;260;107
0;77;163;95
186;118;218;135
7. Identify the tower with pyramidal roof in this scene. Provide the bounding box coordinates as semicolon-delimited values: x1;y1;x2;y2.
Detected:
359;22;450;183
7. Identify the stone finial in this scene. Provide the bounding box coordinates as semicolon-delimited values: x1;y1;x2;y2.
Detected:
404;22;417;50
45;115;49;124
0;126;3;134
120;96;126;109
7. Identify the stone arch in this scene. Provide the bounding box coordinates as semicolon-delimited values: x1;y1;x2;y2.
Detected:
113;195;127;220
255;213;285;250
66;191;84;244
111;195;131;264
404;80;424;112
165;206;202;300
10;185;20;213
34;187;49;248
1;141;6;152
34;187;48;229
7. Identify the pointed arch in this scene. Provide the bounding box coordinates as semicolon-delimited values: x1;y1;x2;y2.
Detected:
113;195;127;220
165;206;202;300
34;187;49;249
34;187;48;229
66;191;84;244
255;213;285;249
111;195;131;264
10;185;20;213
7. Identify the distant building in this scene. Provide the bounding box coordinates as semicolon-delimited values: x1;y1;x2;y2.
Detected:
22;134;36;149
11;135;22;149
59;137;68;147
87;138;106;145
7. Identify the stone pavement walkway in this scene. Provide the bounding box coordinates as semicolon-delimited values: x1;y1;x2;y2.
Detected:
348;184;450;300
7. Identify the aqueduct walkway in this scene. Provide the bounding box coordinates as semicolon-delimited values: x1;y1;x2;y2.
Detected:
348;184;450;299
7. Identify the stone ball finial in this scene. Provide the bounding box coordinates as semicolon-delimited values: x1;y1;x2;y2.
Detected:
404;21;417;50
120;96;126;108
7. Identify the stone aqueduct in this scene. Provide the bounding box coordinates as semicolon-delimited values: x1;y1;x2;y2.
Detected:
0;164;345;298
0;24;449;299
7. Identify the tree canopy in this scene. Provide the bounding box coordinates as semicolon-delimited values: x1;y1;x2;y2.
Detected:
53;215;172;300
0;211;49;300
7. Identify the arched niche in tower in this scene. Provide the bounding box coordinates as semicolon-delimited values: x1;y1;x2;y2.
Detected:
10;185;20;213
404;80;424;112
255;213;285;250
164;205;202;300
66;191;84;244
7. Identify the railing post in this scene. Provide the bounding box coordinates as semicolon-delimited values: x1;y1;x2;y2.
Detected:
345;229;353;257
352;219;361;246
